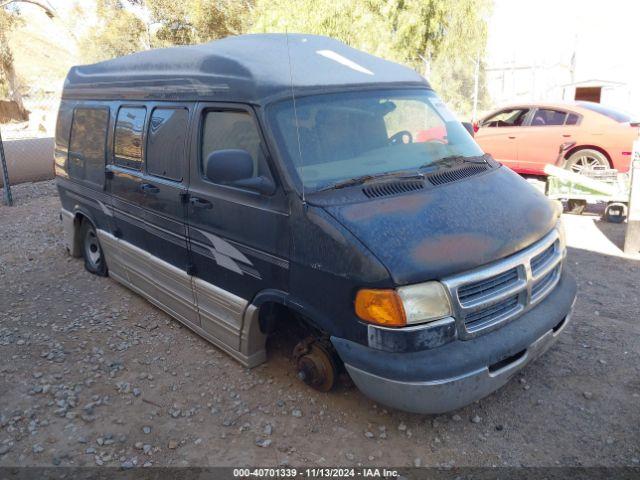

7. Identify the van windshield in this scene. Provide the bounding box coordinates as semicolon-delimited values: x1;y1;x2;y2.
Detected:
268;89;484;192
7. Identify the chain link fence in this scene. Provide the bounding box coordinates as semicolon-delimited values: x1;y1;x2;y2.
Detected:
0;91;58;190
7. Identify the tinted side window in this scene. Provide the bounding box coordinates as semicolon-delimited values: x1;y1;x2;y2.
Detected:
482;108;529;127
68;107;109;185
531;109;566;126
566;113;580;125
201;111;272;182
114;107;146;169
146;108;188;181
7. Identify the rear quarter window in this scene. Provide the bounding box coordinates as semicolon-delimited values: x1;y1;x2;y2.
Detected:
565;113;580;125
68;107;109;186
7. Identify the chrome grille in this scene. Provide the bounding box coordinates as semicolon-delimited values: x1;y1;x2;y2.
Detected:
532;264;561;301
442;229;564;339
465;295;520;332
531;243;556;275
457;267;519;306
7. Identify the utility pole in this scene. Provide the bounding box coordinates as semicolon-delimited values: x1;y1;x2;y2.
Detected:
624;138;640;255
472;53;480;122
0;128;13;206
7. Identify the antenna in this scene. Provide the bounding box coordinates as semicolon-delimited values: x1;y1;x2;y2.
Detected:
284;30;306;205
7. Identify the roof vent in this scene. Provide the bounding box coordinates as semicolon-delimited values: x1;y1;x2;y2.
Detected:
427;164;489;186
362;180;425;199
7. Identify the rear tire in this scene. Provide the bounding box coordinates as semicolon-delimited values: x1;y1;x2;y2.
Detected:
565;149;609;174
81;220;108;276
603;202;627;223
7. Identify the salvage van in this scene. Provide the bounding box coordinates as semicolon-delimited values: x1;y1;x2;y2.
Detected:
55;34;577;413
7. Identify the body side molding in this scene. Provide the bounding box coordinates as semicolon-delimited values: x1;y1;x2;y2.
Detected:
95;228;267;367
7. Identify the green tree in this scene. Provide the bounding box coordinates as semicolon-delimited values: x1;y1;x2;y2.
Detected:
0;6;29;120
249;0;492;117
147;0;251;47
0;8;18;98
78;0;146;63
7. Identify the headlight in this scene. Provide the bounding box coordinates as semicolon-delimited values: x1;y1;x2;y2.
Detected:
355;282;452;328
397;282;452;325
556;218;566;252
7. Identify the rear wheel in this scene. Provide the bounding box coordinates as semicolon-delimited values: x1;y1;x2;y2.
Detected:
81;220;107;276
565;149;609;174
603;202;627;223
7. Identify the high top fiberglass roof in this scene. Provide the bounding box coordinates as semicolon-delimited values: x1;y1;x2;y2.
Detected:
63;33;429;104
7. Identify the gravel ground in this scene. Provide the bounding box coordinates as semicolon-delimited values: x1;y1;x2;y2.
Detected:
0;180;639;468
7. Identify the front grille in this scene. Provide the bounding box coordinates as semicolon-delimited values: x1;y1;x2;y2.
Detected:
457;267;519;305
531;243;556;275
532;264;561;300
465;295;520;331
442;230;564;339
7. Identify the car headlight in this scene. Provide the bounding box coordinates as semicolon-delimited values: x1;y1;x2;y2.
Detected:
355;282;452;328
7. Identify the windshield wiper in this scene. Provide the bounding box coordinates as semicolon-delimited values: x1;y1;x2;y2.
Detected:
420;154;488;170
317;171;424;192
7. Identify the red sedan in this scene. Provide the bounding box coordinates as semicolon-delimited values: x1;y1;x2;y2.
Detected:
474;102;638;174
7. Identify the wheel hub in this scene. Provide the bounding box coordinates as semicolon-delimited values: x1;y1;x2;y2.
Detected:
85;231;102;266
293;338;338;392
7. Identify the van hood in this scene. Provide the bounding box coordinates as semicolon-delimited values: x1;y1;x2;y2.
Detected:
322;167;558;285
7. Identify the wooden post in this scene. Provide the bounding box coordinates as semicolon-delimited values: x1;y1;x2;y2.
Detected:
624;138;640;255
0;128;13;206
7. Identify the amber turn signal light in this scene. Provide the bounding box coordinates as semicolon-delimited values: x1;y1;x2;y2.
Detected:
355;289;406;327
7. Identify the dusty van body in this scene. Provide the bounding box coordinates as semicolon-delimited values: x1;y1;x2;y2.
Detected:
55;34;577;414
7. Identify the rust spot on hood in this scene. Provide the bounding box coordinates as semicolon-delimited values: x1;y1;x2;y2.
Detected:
341;194;432;223
412;233;495;268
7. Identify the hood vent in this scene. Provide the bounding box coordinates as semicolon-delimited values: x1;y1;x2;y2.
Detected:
362;180;425;198
427;164;489;186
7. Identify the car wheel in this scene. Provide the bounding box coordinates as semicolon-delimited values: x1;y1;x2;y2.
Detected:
81;220;108;276
603;202;627;223
565;149;609;174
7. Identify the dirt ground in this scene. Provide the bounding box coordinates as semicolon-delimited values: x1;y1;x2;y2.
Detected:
0;180;639;468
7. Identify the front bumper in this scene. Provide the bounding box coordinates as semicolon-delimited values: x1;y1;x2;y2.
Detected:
332;271;577;414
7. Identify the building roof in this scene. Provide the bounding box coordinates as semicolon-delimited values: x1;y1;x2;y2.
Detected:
62;34;429;104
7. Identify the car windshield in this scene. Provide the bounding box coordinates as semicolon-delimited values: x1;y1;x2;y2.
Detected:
267;89;484;192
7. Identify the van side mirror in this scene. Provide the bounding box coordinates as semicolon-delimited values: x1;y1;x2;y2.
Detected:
205;149;275;195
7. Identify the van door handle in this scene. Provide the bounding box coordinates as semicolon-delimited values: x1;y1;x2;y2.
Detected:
189;197;212;209
140;183;160;194
508;136;516;139
562;134;572;137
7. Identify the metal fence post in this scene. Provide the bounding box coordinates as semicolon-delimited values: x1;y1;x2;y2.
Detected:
624;138;640;255
0;127;14;206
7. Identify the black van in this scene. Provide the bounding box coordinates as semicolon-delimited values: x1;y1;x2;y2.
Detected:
55;34;577;414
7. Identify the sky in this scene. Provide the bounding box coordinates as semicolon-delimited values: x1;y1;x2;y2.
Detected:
487;0;640;83
485;0;640;112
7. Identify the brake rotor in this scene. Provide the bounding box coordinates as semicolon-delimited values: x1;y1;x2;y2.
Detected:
293;339;338;392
